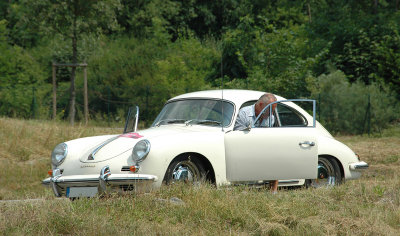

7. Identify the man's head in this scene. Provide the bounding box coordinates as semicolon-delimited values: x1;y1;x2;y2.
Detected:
254;93;277;117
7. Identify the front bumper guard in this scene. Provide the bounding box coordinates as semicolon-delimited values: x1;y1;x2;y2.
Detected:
349;161;369;171
42;166;158;197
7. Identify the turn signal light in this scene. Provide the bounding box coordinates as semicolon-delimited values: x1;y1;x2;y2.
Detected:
130;166;139;173
48;169;53;176
129;166;136;172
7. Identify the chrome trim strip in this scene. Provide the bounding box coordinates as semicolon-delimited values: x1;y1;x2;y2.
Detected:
88;136;119;160
42;174;158;186
232;180;300;186
278;180;300;184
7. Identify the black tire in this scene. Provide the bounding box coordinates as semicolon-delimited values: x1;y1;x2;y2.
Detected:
164;155;207;185
307;156;342;188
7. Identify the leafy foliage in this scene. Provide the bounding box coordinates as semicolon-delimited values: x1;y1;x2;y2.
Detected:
308;70;399;134
0;20;47;118
86;35;218;125
0;0;399;133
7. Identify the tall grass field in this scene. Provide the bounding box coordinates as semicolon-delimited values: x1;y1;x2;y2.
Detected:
0;117;399;235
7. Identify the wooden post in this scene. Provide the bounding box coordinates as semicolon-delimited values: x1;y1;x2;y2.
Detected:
52;63;88;124
83;65;88;125
52;64;57;120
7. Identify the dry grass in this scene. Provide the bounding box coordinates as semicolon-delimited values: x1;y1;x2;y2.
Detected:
0;117;119;200
0;117;399;235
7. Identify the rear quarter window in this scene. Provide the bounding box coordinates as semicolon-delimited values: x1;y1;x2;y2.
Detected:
277;104;308;127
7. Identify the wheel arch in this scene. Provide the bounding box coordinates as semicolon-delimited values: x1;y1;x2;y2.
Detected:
163;152;216;184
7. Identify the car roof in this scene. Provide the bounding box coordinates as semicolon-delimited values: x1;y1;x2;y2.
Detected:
168;89;286;106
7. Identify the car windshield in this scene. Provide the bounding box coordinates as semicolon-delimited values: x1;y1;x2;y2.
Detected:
152;99;235;127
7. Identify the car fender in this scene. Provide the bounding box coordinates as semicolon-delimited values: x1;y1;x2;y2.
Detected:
317;135;361;180
137;130;227;187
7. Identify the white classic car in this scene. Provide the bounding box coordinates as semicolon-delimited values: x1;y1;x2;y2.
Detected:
43;89;368;198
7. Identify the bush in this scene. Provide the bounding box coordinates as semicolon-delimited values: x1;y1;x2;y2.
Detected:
308;70;399;134
0;20;47;119
86;35;218;125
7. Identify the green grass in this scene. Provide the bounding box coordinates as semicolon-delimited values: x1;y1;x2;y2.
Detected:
0;118;399;235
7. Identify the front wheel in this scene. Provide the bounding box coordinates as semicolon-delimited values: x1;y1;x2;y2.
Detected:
307;156;342;188
164;155;206;185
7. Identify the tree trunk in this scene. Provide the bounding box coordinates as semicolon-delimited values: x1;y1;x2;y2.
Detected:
68;47;77;125
373;0;378;14
68;1;78;125
69;54;76;125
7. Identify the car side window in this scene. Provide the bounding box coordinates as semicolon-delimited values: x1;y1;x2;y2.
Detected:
240;100;257;109
276;103;308;127
238;100;277;128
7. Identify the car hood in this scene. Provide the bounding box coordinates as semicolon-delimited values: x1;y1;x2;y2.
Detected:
79;124;220;163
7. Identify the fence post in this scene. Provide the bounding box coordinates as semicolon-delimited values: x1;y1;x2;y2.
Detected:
145;85;150;122
52;63;57;119
83;65;88;125
363;94;371;136
31;86;37;119
107;86;111;126
367;94;371;136
318;93;321;122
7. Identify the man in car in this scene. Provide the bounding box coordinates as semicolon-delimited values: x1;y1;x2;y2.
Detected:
234;93;277;130
233;93;279;193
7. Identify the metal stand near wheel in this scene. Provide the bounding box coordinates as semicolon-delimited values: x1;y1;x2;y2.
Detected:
308;156;342;188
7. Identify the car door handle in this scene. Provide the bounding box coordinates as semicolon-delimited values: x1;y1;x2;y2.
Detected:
299;141;315;147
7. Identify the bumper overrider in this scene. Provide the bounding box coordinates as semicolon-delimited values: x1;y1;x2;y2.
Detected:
42;166;158;197
349;161;369;170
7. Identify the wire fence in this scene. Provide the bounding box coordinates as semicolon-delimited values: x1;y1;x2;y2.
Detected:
0;84;375;134
314;94;373;135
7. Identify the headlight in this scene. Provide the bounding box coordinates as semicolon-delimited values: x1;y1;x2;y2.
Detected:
132;139;151;163
52;143;68;166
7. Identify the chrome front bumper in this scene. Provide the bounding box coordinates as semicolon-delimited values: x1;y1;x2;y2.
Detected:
42;166;158;197
349;161;369;171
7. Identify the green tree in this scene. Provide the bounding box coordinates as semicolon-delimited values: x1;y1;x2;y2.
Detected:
307;0;400;96
0;20;46;118
19;0;121;124
307;70;399;134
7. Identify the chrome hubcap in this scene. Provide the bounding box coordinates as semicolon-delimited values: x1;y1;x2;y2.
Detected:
171;161;200;183
173;166;194;181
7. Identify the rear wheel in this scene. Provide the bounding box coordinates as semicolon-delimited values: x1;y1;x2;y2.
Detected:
164;155;206;185
308;156;342;188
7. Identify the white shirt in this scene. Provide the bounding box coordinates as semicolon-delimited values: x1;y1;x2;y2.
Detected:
234;104;275;130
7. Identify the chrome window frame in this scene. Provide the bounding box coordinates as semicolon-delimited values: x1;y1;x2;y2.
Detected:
253;99;316;128
124;106;139;133
151;98;236;128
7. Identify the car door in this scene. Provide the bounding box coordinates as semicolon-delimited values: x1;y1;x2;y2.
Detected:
225;100;318;182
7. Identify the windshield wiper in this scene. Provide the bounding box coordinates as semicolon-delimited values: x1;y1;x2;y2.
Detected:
155;119;187;127
185;119;222;126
